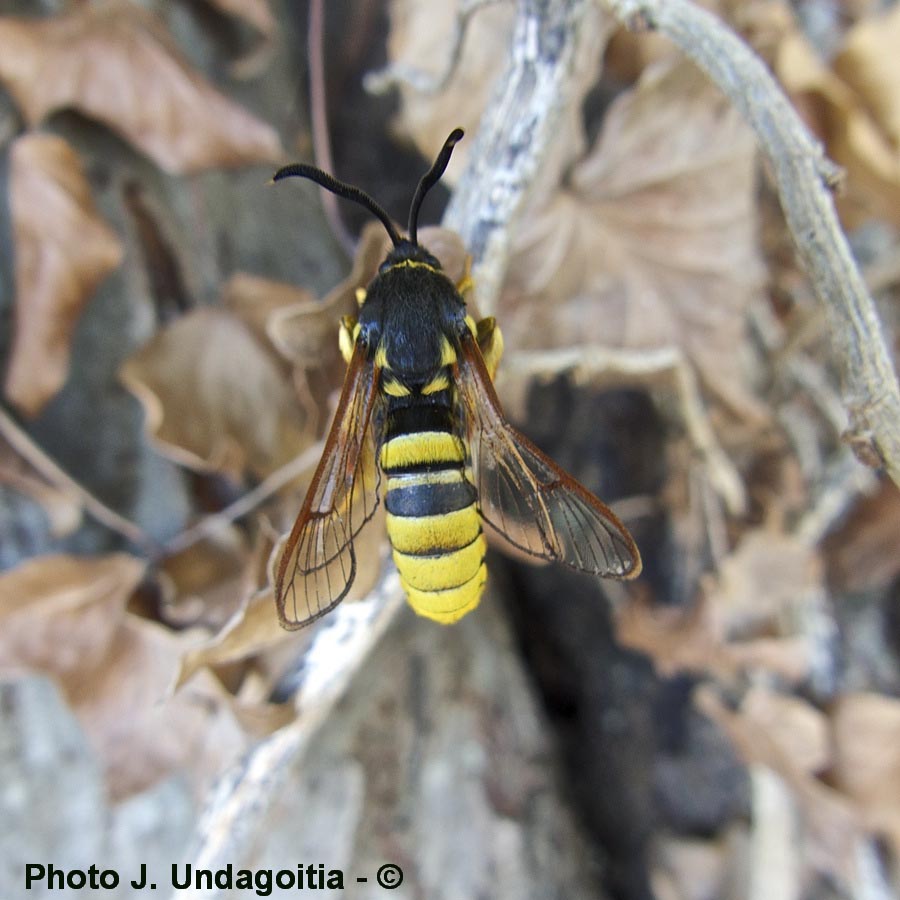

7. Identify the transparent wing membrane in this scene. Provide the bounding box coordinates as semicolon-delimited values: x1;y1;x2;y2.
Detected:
456;331;641;580
275;344;381;628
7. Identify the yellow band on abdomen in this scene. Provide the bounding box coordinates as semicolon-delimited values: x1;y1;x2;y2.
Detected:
380;432;465;472
386;506;481;555
402;562;487;624
393;534;485;592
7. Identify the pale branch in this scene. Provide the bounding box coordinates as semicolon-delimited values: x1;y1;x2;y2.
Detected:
442;0;604;315
598;0;900;490
168;575;405;900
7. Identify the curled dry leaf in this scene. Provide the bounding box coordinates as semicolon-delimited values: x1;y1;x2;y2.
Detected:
121;308;311;480
502;58;767;423
616;593;732;680
741;686;830;777
777;5;900;225
222;273;316;346
266;222;392;368
710;528;824;639
698;687;865;893
830;693;900;858
175;585;291;688
72;615;248;801
178;507;388;686
0;553;250;801
379;0;606;197
0;4;282;175
0;553;145;677
376;0;516;175
617;527;827;687
4;133;123;417
158;527;249;628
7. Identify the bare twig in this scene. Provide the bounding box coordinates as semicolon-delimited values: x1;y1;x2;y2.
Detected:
442;0;607;314
162;440;324;557
598;0;900;490
0;405;157;553
501;345;747;514
308;0;356;256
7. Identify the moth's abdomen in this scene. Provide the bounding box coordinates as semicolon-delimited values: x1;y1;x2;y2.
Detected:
380;410;486;624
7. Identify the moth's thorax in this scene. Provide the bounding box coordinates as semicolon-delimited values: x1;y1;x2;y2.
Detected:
357;252;467;389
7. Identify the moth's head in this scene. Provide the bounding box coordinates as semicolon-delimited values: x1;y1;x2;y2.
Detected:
272;128;464;261
379;240;443;273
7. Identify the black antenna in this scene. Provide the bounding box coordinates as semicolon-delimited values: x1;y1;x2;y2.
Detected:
408;128;464;247
272;163;403;248
273;127;464;249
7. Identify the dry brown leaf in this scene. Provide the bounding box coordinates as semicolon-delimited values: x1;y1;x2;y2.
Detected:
222;273;316;346
616;594;731;679
834;7;900;142
709;528;823;639
502;58;767;422
158;528;250;628
71;615;247;800
603;26;678;85
0;553;145;675
121;307;310;480
380;0;516;176
0;5;282;175
176;586;292;688
618;527;826;686
0;553;250;800
822;481;900;592
4;133;123;416
777;7;900;225
179;508;389;686
616;594;818;687
830;692;900;857
741;686;830;776
699;687;865;892
201;668;296;737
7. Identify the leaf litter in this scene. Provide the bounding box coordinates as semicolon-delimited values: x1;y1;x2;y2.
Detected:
1;1;900;897
0;3;283;175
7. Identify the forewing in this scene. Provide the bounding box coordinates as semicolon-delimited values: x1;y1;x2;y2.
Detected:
456;330;641;580
275;342;381;628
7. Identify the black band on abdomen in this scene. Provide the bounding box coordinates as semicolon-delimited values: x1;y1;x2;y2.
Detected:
385;403;453;441
385;478;476;518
